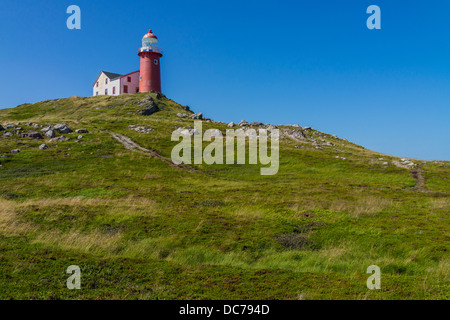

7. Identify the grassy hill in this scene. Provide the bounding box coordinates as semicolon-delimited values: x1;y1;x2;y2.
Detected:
0;93;448;299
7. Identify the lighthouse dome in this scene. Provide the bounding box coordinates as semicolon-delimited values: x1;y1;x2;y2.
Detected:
142;29;159;46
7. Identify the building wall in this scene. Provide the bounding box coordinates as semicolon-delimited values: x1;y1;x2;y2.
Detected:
139;52;162;93
93;71;140;96
120;71;140;94
93;72;121;96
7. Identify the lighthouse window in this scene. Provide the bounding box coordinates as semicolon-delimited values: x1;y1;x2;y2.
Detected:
154;59;158;65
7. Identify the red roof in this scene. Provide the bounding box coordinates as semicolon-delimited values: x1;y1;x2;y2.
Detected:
143;29;158;39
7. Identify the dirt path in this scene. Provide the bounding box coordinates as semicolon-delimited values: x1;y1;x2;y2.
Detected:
392;161;446;194
109;131;202;173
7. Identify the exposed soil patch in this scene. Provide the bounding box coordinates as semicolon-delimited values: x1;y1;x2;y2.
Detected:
109;131;201;173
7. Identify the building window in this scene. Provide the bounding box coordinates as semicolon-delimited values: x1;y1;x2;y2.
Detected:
96;82;99;87
136;87;139;93
127;77;131;82
123;85;128;93
105;89;108;95
139;76;142;81
154;59;158;65
105;78;108;85
96;92;98;96
113;87;116;94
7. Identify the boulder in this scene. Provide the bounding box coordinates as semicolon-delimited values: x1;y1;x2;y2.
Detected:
177;113;188;118
175;127;199;136
3;132;12;138
45;130;55;138
21;131;43;139
77;135;83;140
11;149;20;154
54;124;73;134
75;128;89;134
238;120;248;127
249;122;264;126
39;144;48;150
190;112;203;120
227;122;235;127
41;125;53;133
138;97;160;116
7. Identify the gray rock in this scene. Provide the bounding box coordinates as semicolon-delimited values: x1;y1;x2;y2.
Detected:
177;113;188;118
11;149;20;153
39;144;48;150
75;128;89;134
129;125;153;134
175;127;199;136
5;124;14;129
41;125;53;133
77;135;84;140
49;136;69;143
238;120;248;127
45;130;55;138
284;129;306;140
3;132;12;138
190;112;203;120
266;124;277;131
249;122;264;126
54;124;73;134
138;97;160;116
21;131;43;139
32;123;40;129
227;122;235;127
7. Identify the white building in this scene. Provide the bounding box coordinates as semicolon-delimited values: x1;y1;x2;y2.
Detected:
92;71;140;96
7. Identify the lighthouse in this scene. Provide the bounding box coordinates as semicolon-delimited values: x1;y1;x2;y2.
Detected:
138;29;163;93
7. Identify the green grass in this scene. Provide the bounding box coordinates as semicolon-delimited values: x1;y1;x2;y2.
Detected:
0;93;448;299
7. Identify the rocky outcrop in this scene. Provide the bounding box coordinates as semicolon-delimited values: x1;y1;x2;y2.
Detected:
190;112;203;120
21;131;43;139
138;97;160;116
128;125;154;133
54;124;73;134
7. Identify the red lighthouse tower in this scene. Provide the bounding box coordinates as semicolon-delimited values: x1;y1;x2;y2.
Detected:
138;29;163;93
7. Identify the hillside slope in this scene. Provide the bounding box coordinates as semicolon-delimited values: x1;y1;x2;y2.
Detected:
0;93;448;299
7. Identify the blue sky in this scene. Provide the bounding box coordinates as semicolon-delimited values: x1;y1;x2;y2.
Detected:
0;0;449;160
